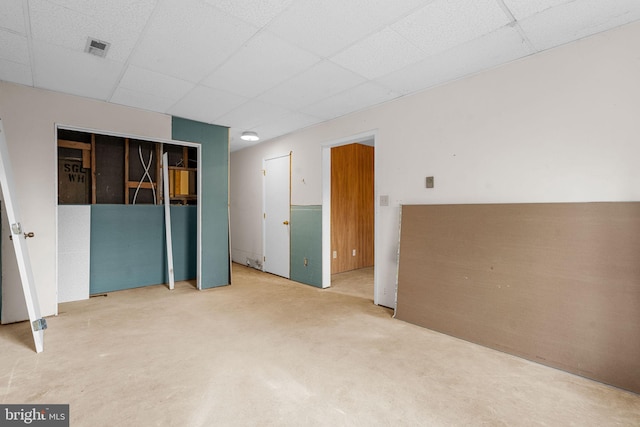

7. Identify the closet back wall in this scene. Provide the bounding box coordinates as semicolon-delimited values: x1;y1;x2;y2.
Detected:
90;205;196;294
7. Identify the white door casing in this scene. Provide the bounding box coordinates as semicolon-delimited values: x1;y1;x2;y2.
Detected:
321;132;390;307
263;154;290;278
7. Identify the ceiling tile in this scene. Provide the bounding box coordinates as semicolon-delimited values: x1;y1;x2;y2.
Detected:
203;0;294;28
41;0;157;30
0;0;26;34
250;111;322;141
502;0;573;20
0;58;33;86
228;134;261;152
0;30;30;64
377;26;533;95
202;32;320;98
331;27;426;80
29;0;142;62
517;0;640;51
130;0;258;83
215;100;292;129
32;41;125;100
263;0;362;57
257;60;366;110
265;0;428;57
110;86;177;114
168;85;247;124
392;0;512;57
116;65;195;103
301;82;399;120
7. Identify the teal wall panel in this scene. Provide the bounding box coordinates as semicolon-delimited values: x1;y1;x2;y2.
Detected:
290;205;322;288
169;206;197;281
90;205;196;294
172;117;229;288
91;205;163;293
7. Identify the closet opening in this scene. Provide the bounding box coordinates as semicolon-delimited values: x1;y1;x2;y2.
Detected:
56;126;201;302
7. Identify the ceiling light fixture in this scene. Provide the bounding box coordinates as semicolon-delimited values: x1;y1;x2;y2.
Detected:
240;131;259;142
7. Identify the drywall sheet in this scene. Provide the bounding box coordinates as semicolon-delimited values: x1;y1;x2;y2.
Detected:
57;205;90;302
172;117;229;289
396;203;640;394
90;205;196;293
290;205;322;287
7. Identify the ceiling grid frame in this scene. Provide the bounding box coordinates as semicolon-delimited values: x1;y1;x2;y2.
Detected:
0;0;638;151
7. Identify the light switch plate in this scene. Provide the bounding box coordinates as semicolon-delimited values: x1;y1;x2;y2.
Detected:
426;176;434;188
380;195;389;206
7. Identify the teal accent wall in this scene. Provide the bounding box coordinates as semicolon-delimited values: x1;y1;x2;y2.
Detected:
171;117;229;288
290;205;322;288
90;205;196;294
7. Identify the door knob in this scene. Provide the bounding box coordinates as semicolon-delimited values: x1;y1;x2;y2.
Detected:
283;220;289;225
8;232;34;240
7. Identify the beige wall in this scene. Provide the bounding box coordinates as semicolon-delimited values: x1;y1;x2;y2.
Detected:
0;82;171;322
230;21;640;308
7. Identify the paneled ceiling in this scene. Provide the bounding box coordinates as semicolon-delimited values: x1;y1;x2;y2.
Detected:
1;0;639;151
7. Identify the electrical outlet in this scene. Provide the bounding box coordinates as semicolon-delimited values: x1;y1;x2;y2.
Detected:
304;258;308;266
352;249;356;256
333;251;337;259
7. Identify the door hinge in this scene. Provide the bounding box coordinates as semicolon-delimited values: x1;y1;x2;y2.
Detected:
32;318;47;331
263;256;266;262
262;169;266;176
263;213;266;219
11;222;22;235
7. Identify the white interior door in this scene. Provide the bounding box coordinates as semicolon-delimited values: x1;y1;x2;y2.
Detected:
0;117;45;352
1;201;28;322
263;154;290;278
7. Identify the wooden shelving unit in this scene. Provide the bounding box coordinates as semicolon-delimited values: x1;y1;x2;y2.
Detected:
166;146;197;205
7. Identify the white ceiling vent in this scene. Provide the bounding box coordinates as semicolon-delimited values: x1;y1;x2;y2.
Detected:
85;37;110;58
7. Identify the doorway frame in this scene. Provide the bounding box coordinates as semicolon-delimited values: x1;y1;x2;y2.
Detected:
321;131;379;303
54;123;203;302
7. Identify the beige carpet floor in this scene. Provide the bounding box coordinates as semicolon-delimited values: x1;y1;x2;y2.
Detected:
329;266;374;301
1;263;638;426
